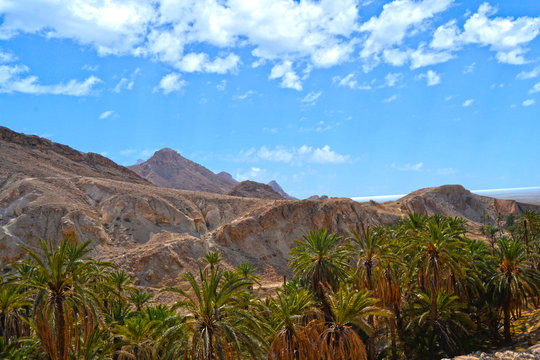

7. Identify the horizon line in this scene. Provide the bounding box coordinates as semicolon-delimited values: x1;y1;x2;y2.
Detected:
351;186;540;203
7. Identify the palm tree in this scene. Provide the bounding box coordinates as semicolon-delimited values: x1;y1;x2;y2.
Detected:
129;289;153;313
21;238;110;360
203;251;223;271
0;281;32;346
410;291;472;358
482;224;499;248
521;210;539;257
73;327;115;360
235;262;260;286
317;286;389;360
349;226;386;360
407;216;467;357
268;289;316;360
162;267;268;359
488;237;540;343
289;229;350;321
115;316;158;360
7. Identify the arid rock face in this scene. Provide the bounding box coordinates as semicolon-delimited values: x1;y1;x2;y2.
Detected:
226;180;284;200
268;180;295;199
128;148;237;194
1;127;539;290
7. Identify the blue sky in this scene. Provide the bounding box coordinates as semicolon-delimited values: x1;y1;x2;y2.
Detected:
0;0;539;199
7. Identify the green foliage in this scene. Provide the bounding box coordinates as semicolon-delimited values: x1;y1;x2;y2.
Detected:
0;211;538;359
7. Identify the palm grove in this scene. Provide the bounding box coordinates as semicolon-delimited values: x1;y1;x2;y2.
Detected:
0;211;539;360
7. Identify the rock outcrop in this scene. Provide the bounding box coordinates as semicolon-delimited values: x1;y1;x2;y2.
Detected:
268;180;295;199
226;180;284;200
442;345;540;360
128;148;237;194
1;127;539;290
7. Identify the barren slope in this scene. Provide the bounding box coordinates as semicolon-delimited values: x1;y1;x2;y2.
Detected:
128;148;237;193
1;127;538;293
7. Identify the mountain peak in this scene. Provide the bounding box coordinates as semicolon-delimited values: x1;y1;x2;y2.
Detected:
150;148;184;162
268;180;295;199
128;148;236;193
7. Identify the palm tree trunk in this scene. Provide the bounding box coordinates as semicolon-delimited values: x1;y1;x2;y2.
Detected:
503;303;512;343
368;315;375;360
55;297;67;360
1;313;7;346
389;318;398;360
363;266;376;360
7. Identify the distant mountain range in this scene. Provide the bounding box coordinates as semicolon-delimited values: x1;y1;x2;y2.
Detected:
128;148;293;200
1;125;538;293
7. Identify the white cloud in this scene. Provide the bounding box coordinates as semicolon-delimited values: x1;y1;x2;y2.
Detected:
176;52;240;74
1;0;538;87
269;61;302;91
257;146;294;163
333;73;357;88
462;99;474;107
409;45;454;69
384;72;402;87
529;83;540;94
98;110;115;119
0;63;101;96
236;167;268;182
437;167;456;175
431;3;540;65
417;69;441;86
310;145;349;163
113;68;139;93
114;78;134;93
216;79;226;91
332;73;371;90
522;99;535;107
517;65;540;80
392;162;423;171
155;73;186;94
0;50;16;63
82;64;98;72
463;62;475;74
0;0;155;55
237;145;349;165
301;91;322;105
382;94;399;103
299;121;333;133
262;127;278;134
359;0;453;69
233;90;255;100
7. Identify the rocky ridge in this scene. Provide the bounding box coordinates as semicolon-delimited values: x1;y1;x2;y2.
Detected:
1;127;539;292
268;180;295;199
226;180;284;200
442;345;540;360
128;148;237;194
128;148;293;200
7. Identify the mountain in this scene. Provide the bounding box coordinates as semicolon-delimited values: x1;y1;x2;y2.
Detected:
226;180;284;200
128;148;237;194
268;180;295;199
1;127;539;294
129;148;294;200
216;171;238;184
0;126;148;184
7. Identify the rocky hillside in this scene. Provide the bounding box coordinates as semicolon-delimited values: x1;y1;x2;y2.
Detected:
268;180;295;199
226;180;284;200
1;127;539;291
0;126;148;184
128;148;292;200
128;148;237;194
